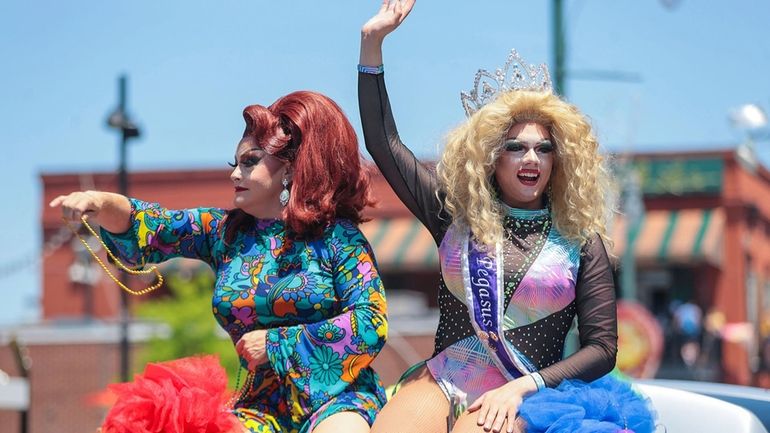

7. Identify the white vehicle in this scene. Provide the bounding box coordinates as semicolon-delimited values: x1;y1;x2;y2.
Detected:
636;380;770;433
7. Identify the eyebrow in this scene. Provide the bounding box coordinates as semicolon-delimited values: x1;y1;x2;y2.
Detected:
236;147;263;157
505;138;553;145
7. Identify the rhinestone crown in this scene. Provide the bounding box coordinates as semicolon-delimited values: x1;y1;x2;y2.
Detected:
460;49;553;117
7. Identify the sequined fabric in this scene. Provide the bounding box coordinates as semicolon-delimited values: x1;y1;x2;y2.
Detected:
426;335;509;404
430;208;582;399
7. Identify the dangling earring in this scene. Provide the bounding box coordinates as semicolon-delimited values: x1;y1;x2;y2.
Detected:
546;183;553;210
279;173;290;207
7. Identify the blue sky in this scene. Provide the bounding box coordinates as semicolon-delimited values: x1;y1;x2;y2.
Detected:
1;0;769;325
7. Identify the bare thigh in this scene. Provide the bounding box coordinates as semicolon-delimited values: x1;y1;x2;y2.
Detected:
312;412;370;433
370;365;449;433
450;411;526;433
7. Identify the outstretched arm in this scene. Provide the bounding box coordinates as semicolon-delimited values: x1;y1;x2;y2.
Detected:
52;191;225;267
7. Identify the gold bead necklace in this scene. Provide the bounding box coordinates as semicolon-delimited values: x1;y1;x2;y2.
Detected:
63;216;164;296
66;216;255;406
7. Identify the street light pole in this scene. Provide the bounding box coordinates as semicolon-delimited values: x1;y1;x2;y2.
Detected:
107;75;141;382
10;338;30;433
552;0;566;96
621;165;644;300
118;76;131;383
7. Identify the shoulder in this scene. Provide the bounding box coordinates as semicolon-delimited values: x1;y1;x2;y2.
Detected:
187;207;228;236
324;219;369;246
577;232;613;271
580;232;608;254
318;220;376;266
196;207;228;222
547;224;584;254
550;228;609;262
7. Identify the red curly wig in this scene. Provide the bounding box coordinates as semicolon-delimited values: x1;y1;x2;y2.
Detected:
225;91;374;241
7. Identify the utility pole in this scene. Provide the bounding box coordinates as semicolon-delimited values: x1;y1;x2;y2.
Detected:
551;0;645;301
10;338;31;433
552;0;566;96
621;166;644;300
106;75;141;381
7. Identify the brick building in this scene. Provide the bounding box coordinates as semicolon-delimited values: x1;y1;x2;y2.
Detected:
617;149;770;384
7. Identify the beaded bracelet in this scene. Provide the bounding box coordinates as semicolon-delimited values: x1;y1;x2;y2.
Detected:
358;64;384;75
529;372;546;391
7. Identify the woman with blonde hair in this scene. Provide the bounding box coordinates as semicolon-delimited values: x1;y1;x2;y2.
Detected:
357;1;653;433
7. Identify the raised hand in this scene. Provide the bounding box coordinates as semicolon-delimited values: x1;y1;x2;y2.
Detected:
361;0;415;40
359;0;416;67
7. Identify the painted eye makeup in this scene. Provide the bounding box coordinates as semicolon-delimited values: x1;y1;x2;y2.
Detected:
537;140;554;153
503;139;555;154
503;140;525;152
230;149;264;168
240;156;262;167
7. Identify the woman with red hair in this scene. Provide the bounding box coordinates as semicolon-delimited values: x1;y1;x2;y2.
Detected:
51;91;389;433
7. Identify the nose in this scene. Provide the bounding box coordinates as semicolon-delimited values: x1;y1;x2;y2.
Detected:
522;148;540;164
230;166;241;183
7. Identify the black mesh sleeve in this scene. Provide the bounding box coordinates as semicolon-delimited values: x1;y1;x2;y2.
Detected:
358;72;449;243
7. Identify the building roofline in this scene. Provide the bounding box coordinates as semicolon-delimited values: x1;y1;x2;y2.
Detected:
0;321;168;345
620;148;734;159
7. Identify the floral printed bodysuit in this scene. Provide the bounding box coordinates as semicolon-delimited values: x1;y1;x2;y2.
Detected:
101;199;389;433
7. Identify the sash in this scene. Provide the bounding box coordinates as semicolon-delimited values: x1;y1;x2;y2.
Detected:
461;226;536;380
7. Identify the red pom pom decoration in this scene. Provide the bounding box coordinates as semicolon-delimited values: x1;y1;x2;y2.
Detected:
101;355;240;433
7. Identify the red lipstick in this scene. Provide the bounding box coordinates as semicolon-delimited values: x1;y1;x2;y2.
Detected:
517;169;540;186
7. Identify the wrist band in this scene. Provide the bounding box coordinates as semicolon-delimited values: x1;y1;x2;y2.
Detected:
529;372;546;391
358;64;384;75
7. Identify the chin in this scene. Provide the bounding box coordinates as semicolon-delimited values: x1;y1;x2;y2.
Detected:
232;198;248;210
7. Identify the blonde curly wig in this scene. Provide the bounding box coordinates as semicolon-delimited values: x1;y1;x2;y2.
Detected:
436;90;614;248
